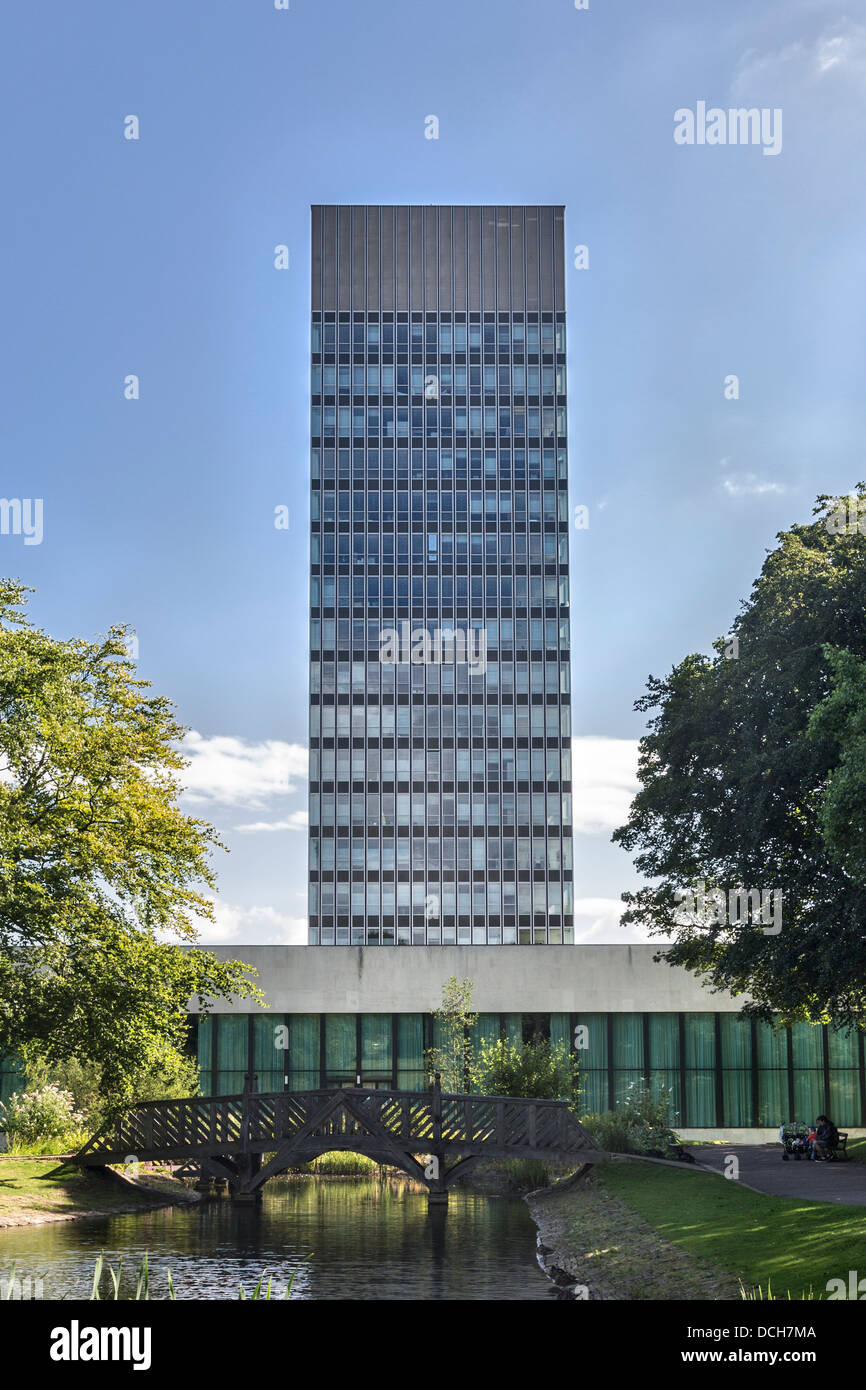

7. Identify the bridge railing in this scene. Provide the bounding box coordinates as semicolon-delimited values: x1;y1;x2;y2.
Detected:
77;1086;596;1161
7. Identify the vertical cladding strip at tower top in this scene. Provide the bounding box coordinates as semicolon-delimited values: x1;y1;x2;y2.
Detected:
308;206;573;946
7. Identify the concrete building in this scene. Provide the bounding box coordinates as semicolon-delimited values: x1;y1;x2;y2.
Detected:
308;206;573;945
189;945;866;1141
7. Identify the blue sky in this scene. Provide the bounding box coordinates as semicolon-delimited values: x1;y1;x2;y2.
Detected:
2;0;864;944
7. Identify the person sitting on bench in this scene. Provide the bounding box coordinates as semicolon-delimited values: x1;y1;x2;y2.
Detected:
810;1115;839;1160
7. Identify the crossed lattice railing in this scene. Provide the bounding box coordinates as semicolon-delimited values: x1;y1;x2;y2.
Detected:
76;1086;596;1164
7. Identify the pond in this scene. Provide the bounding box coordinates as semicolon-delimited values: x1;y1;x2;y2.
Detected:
0;1177;555;1301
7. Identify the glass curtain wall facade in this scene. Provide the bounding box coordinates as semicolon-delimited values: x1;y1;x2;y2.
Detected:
188;1013;866;1129
308;206;573;945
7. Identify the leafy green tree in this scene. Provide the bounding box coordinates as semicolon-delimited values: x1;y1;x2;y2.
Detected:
425;977;476;1092
807;646;866;884
613;490;866;1027
0;581;260;1101
472;1036;580;1102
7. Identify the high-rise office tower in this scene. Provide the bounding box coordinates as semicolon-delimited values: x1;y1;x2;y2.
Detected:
308;206;573;946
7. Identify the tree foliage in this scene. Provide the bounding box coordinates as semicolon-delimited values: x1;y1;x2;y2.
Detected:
613;490;866;1027
0;581;260;1100
472;1036;580;1102
425;976;476;1092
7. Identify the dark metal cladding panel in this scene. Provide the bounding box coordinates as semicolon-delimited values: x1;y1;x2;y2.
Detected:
424;207;438;310
524;206;539;312
311;207;322;312
396;205;409;311
337;206;352;311
481;206;496;311
510;207;525;312
467;206;482;313
556;207;569;314
351;206;365;310
438;205;452;309
452;205;467;313
496;205;510;310
409;206;424;308
539;206;554;312
366;205;380;311
323;205;337;312
380;205;395;311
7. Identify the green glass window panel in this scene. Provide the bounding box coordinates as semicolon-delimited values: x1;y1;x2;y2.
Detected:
217;1016;248;1070
756;1021;788;1069
288;1015;320;1089
685;1071;716;1126
828;1026;859;1069
579;1071;608;1115
757;1070;789;1125
216;1015;248;1093
829;1072;861;1127
253;1015;285;1074
196;1017;213;1073
722;1071;752;1127
397;1014;425;1090
648;1071;681;1125
790;1023;823;1070
0;1056;25;1105
793;1071;825;1123
612;1014;643;1069
574;1014;608;1068
469;1014;501;1050
325;1014;356;1077
503;1013;523;1045
613;1069;643;1107
648;1014;679;1069
361;1014;392;1076
549;1014;571;1051
719;1015;751;1068
684;1015;715;1068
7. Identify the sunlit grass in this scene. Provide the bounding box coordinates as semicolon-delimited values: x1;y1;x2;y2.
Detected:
599;1160;866;1301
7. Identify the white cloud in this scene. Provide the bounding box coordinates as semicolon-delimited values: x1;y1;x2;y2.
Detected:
572;896;655;945
196;900;308;945
571;736;640;834
235;810;308;834
732;23;866;95
721;473;787;497
180;732;307;807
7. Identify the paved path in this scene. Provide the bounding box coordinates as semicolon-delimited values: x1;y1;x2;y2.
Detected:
689;1144;866;1206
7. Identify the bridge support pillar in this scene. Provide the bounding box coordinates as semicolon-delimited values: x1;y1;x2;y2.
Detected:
427;1189;449;1206
194;1176;214;1194
230;1189;263;1206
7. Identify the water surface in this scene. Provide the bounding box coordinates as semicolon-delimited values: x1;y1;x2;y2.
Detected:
0;1177;553;1301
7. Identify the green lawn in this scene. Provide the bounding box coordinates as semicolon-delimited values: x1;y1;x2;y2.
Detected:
599;1160;866;1299
0;1157;194;1226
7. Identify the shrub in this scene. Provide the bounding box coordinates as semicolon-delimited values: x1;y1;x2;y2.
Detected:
0;1083;84;1146
472;1037;580;1102
581;1082;679;1155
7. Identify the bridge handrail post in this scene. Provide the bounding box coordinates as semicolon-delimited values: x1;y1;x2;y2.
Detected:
432;1072;442;1146
241;1071;258;1153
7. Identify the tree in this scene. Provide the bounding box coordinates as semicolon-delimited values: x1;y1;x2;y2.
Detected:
613;490;866;1027
425;977;476;1092
471;1036;580;1103
0;581;261;1101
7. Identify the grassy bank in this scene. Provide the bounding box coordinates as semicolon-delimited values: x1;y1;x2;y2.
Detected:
599;1160;866;1299
0;1157;198;1228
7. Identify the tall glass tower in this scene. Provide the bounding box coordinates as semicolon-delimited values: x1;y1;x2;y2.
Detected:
308;206;573;946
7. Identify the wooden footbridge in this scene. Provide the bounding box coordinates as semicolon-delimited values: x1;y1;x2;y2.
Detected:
76;1076;604;1204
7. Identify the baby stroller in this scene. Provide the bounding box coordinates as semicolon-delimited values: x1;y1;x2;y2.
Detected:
779;1121;811;1161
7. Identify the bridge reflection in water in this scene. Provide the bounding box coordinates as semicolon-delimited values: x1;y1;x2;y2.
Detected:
76;1075;604;1205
